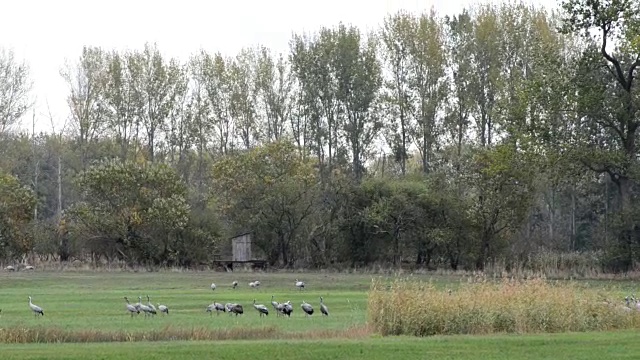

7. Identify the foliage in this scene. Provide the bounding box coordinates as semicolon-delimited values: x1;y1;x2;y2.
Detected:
66;160;191;265
211;140;320;266
0;48;32;134
3;1;640;272
0;171;36;258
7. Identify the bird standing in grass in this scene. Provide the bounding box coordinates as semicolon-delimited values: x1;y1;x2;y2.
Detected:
138;296;152;317
230;303;244;316
206;302;225;315
253;299;269;317
320;297;329;316
158;303;169;315
301;300;313;317
232;281;238;289
124;297;139;317
295;279;305;290
28;296;44;316
211;283;216;291
282;301;293;317
146;295;157;316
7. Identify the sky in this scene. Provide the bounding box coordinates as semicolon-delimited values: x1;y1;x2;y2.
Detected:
2;0;559;134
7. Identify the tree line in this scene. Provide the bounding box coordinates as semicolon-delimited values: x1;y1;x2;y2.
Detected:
1;0;639;271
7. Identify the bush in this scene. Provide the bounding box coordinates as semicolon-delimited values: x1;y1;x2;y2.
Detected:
368;276;640;336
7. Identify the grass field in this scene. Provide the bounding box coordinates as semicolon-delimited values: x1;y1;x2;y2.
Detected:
3;331;640;359
2;269;640;359
0;271;376;335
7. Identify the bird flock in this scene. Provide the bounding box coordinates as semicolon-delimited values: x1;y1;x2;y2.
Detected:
204;279;328;318
19;279;329;320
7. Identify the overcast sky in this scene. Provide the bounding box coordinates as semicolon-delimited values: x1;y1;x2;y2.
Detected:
2;0;559;133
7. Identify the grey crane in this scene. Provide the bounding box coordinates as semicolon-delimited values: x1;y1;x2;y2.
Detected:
232;281;238;289
146;295;157;316
124;297;139;317
271;295;279;310
301;300;314;317
157;303;169;315
28;296;44;316
225;303;235;315
295;279;305;290
206;301;226;315
320;297;329;316
137;296;153;317
278;300;293;317
5;265;15;271
253;299;269;317
230;303;244;316
210;283;217;291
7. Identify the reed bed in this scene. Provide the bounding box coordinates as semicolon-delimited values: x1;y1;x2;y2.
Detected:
368;275;640;336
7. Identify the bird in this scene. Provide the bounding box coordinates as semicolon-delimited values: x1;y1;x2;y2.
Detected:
157;303;169;315
320;297;329;316
25;265;34;271
225;303;235;315
206;302;225;315
211;283;217;291
295;279;305;290
301;300;314;317
137;296;153;317
249;281;256;288
271;295;279;310
232;281;238;289
5;265;15;271
230;303;244;316
146;295;157;316
28;296;44;316
124;297;140;317
253;299;269;317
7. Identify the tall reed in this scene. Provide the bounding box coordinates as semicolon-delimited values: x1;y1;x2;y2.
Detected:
368;276;640;336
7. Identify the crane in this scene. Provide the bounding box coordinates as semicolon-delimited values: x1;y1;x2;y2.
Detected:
124;296;139;317
301;300;314;317
28;296;44;316
157;303;169;315
146;295;157;316
253;299;269;317
320;297;329;316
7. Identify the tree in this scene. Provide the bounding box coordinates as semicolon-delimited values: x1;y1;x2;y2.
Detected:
67;160;190;265
333;24;383;181
0;48;32;134
0;171;36;259
60;46;108;168
255;47;292;142
381;11;415;176
560;0;640;212
211;140;319;267
409;9;448;173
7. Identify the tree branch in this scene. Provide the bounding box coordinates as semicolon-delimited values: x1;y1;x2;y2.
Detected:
600;25;629;90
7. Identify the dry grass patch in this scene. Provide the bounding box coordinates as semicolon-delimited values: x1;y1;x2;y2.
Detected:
0;325;371;344
368;275;640;336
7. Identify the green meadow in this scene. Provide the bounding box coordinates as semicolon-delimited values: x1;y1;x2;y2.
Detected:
1;270;640;359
